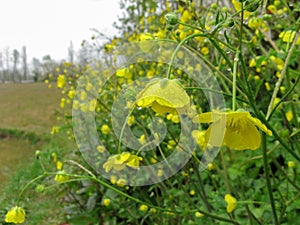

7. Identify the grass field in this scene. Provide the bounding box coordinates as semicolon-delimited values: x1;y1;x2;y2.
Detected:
0;82;62;185
0;82;61;134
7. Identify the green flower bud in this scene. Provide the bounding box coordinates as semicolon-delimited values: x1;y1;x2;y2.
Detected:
164;13;178;25
244;0;261;12
35;184;45;193
35;150;41;159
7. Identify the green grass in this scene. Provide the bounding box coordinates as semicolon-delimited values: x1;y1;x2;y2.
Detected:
0;82;61;135
0;82;75;224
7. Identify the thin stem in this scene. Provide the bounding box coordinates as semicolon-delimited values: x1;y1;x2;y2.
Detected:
266;27;300;120
17;174;47;205
166;33;207;79
232;51;239;111
261;133;279;225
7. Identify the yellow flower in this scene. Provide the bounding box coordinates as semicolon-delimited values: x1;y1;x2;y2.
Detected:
5;206;26;224
232;0;252;19
139;33;155;52
101;124;111;135
103;198;111;206
279;30;300;44
136;78;190;115
103;152;143;172
195;212;204;218
195;110;272;150
286;110;293;122
192;130;207;150
54;170;69;183
201;47;210;55
56;161;63;170
139;204;149;211
57;75;66;89
225;194;237;213
287;161;295;168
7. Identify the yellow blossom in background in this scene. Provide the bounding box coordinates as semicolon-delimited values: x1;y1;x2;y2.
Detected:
136;78;190;115
272;97;282;110
288;161;296;168
279;30;300;44
195;212;204;218
270;56;284;70
117;178;127;187
97;145;105;153
127;115;135;126
139;204;149;211
286;110;293;122
51;126;59;135
138;134;146;145
56;161;63;170
101;124;111;135
201;47;210;55
103;198;111;206
192;130;207;150
5;206;26;224
57;75;66;89
103;152;143;172
264;82;271;91
157;169;164;177
139;33;155;52
207;163;214;170
195;110;272;150
231;0;252;19
267;5;277;14
54;170;69;183
225;194;237;213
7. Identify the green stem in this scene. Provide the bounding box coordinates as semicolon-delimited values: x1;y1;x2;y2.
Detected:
17;173;47;205
166;33;207;79
232;51;239;111
261;134;279;225
266;33;300;119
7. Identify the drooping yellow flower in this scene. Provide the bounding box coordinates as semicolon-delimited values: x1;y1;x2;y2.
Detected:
5;206;26;224
103;152;143;172
136;78;190;115
225;194;237;213
195;110;272;150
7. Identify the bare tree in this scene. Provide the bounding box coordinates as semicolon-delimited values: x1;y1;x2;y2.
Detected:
4;47;10;81
22;46;28;81
12;49;20;82
68;41;75;64
0;51;4;83
32;57;41;82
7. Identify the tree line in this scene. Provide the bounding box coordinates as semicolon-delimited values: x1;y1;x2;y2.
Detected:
0;41;93;83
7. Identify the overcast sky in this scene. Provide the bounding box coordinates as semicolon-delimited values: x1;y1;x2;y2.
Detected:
0;0;121;61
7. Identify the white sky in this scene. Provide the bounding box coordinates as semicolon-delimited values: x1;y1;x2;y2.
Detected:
0;0;121;61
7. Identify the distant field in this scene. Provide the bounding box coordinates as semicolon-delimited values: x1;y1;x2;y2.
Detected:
0;82;62;134
0;82;62;185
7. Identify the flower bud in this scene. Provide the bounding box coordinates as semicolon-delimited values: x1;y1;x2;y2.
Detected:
35;150;41;159
244;0;261;12
164;12;178;25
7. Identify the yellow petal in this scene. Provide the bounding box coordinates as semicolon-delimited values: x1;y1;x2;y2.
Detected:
224;121;261;150
136;79;190;111
247;116;272;136
205;119;226;147
225;194;237;213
